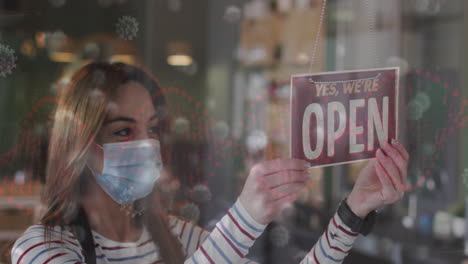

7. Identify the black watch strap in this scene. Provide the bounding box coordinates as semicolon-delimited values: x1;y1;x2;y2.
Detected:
337;198;376;236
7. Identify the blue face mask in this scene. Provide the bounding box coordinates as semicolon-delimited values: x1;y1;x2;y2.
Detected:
89;139;163;204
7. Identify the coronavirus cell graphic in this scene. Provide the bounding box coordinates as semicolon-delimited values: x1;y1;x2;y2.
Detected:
224;5;242;23
116;15;139;40
269;225;290;247
414;91;431;112
411;0;443;16
0;44;17;77
49;0;66;7
173;117;190;135
421;142;435;156
291;248;308;262
385;56;409;76
212;121;230;140
246;130;268;153
406;91;432;121
189;184;212;204
178;202;200;223
406;100;424;121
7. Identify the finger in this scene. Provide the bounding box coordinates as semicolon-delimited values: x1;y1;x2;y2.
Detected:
390;140;410;184
269;182;306;200
377;149;408;191
375;161;398;201
261;170;309;188
377;149;408;192
391;139;410;162
257;158;310;175
382;142;408;182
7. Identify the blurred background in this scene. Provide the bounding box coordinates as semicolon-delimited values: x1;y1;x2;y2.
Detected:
0;0;466;263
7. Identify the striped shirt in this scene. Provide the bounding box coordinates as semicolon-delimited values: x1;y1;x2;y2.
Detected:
299;213;358;264
11;199;358;264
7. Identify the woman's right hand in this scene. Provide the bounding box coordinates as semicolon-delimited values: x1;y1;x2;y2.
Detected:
239;158;310;225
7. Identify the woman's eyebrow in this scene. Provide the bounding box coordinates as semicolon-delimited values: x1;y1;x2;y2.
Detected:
104;116;136;125
105;114;158;125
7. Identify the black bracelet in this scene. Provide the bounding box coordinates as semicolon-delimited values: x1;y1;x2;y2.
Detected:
337;198;377;236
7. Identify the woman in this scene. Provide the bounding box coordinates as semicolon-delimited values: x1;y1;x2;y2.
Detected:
11;62;409;264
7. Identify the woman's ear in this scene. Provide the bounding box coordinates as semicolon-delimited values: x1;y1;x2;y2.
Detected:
87;141;104;174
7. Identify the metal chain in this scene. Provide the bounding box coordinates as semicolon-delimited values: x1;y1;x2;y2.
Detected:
309;0;327;73
309;0;379;72
364;0;379;67
309;73;381;84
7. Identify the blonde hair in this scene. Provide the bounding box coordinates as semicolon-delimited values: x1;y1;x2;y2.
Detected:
41;62;184;263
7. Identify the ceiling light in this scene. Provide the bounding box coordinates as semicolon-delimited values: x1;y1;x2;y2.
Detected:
167;54;193;66
111;54;136;64
50;52;76;62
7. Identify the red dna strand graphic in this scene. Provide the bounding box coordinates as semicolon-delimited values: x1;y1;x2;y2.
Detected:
402;68;467;191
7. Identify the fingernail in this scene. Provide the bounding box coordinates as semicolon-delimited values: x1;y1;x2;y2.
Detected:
377;148;387;157
382;141;389;148
391;139;396;145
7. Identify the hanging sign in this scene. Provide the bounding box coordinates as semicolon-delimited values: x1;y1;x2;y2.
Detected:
290;67;399;168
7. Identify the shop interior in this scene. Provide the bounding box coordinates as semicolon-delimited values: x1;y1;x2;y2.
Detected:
0;0;466;263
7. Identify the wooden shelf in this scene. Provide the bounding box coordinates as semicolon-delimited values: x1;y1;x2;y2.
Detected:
0;231;21;241
0;196;41;209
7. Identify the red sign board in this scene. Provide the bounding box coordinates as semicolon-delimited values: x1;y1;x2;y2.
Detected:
290;68;399;168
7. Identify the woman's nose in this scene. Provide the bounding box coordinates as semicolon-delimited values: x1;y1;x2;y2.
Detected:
134;129;150;141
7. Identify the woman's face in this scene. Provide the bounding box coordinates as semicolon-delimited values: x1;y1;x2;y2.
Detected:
89;81;161;173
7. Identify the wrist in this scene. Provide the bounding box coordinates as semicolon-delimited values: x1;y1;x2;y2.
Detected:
347;192;371;219
338;198;377;236
236;197;268;227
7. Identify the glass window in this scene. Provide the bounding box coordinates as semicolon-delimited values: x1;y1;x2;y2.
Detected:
0;1;466;264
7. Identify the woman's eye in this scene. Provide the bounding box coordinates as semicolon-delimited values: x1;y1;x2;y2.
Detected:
114;128;131;137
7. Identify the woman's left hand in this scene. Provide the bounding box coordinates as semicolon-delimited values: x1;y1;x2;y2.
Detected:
347;139;410;218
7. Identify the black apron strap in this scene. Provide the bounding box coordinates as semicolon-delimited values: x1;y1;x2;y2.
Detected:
71;207;96;264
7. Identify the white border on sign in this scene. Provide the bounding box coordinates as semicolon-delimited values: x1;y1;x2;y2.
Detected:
289;67;400;169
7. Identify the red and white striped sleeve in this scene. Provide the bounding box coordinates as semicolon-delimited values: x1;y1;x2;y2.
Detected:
299;213;358;264
182;198;266;264
11;225;85;264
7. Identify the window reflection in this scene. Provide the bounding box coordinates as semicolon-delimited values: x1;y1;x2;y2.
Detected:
0;1;466;264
